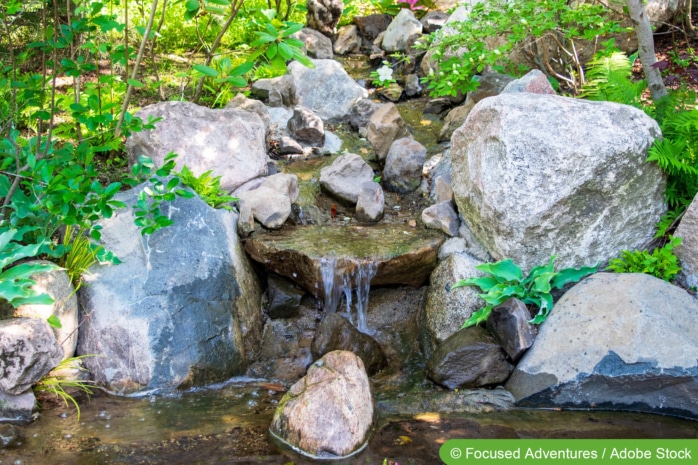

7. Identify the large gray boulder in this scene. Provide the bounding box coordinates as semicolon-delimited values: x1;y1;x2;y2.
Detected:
452;93;664;272
675;193;698;288
291;27;334;59
506;273;698;419
381;9;423;52
287;59;368;121
384;137;427;194
126;101;269;192
78;185;262;395
0;318;63;395
270;350;373;459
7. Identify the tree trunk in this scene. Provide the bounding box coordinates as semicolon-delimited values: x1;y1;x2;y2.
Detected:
625;0;668;103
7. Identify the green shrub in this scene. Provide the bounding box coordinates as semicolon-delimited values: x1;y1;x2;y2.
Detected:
451;256;598;328
606;236;682;282
177;165;238;210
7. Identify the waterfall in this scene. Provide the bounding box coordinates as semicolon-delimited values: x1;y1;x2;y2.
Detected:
319;256;378;333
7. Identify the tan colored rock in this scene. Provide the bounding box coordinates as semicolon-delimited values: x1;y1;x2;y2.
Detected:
366;103;410;161
270;350;373;459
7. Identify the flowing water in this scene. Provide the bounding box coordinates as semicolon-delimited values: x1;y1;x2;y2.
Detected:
320;256;378;333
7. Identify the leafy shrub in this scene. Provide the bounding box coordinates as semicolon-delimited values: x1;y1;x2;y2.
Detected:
451;256;598;327
177;165;238;210
606;236;682;282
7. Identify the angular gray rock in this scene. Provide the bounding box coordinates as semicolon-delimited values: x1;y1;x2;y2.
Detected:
320;153;374;204
78;186;262;395
287;106;325;145
15;262;78;361
0;390;36;424
384;137;426;193
501;69;556;95
287;59;368;121
506;273;698;419
312;313;386;375
438;237;467;260
485;298;536;362
251;75;293;107
349;98;381;131
278;136;304;155
367;103;410;161
224;93;271;132
306;0;343;37
0;318;63;395
353;14;392;42
291;27;334;59
420;10;449;33
355;181;385;222
422;201;459;237
426;326;513;389
334;25;362;55
237;186;292;229
421;252;485;355
270;350;373;458
381;9;423;52
675;193;698;288
404;73;423;98
126;101;268;192
267;273;306;319
452;93;665;272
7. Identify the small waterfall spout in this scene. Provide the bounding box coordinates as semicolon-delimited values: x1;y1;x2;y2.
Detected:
319;256;378;334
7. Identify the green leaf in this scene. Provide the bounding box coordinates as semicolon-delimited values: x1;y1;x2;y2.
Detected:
225;76;246;87
450;276;499;291
281;22;304;37
476;258;523;283
230;61;254;76
552;263;599;289
127;78;145;87
278;42;294;60
193;64;219;77
185;0;200;11
266;43;278;60
47;315;63;328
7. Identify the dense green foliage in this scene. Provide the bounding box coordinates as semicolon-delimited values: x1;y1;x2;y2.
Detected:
421;0;626;96
606;236;682;282
451;257;598;328
177;166;238;211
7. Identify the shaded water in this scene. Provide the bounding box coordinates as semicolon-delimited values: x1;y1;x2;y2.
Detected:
4;382;698;465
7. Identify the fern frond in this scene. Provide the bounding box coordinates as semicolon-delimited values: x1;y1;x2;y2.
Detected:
580;51;645;106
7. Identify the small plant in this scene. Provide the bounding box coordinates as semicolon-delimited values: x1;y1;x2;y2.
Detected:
34;356;96;421
248;10;314;77
370;62;397;88
451;256;598;327
58;226;118;291
606;236;682;282
177;166;238;210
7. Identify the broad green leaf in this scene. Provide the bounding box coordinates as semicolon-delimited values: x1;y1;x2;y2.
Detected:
230;61;254;76
185;0;200;11
450;276;499;291
204;5;226;15
552;263;598;289
462;306;492;328
531;271;555;294
166;178;180;191
278;42;294;60
225;76;246;87
291;48;315;68
281;22;304;37
10;293;55;307
266;43;278;60
127;78;145;87
193;64;219;77
476;258;523;283
0;262;58;281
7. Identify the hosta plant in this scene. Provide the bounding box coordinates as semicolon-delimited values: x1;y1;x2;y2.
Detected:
451;256;598;328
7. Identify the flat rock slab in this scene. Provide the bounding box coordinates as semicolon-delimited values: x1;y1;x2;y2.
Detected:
244;225;444;297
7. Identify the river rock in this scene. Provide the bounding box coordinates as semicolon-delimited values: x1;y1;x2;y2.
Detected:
502;69;556;95
267;273;306;319
404;73;423;97
506;273;698;419
320;153;374;204
384;137;426;193
247;303;321;385
0;390;36;424
422;201;459;237
675;193;698;288
353;14;392;42
312;313;386;375
421;252;484;355
438;237;467;260
237;186;292;229
244;224;444;298
485;298;536;362
287;106;325;145
420;10;449;33
378;82;404;102
225;93;271;132
426;326;513;389
381;9;423;52
367;103;410;161
452;93;665;272
292;27;334;59
349;98;381;130
334;25;362;55
278;136;304;155
0;318;63;395
14;262;78;361
251;75;293;107
287;59;368;121
356;181;385;222
306;0;343;37
78;186;262;395
270;350;373;458
126;101;268;192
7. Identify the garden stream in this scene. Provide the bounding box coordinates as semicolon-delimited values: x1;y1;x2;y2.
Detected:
5;57;698;465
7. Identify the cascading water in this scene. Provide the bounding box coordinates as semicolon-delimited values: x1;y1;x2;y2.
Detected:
319;256;378;334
